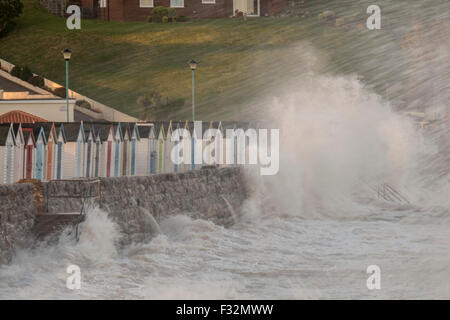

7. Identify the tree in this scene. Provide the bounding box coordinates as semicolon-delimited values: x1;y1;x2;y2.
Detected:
137;92;162;109
0;0;24;37
137;92;163;120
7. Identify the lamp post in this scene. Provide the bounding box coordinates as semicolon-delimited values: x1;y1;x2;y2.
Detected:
62;48;72;122
189;60;198;121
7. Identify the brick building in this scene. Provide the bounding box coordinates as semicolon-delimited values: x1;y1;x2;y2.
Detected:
80;0;287;21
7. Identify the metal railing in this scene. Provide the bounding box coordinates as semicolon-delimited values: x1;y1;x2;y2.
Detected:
376;183;410;204
44;179;101;241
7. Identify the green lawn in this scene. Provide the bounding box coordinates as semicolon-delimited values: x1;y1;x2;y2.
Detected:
0;0;409;120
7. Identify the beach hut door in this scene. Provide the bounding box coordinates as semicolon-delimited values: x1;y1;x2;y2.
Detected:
131;140;136;175
95;141;100;177
86;140;92;177
6;144;13;183
36;144;43;180
158;139;164;173
26;146;32;179
114;141;120;177
107;141;112;177
122;140;127;176
57;142;62;179
150;152;155;174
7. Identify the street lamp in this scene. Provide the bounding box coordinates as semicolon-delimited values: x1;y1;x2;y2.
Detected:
189;60;198;121
62;48;72;122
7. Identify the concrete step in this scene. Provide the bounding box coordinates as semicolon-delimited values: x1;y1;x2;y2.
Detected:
33;213;84;240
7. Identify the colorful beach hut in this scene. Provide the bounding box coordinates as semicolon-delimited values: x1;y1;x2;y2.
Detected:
0;124;16;184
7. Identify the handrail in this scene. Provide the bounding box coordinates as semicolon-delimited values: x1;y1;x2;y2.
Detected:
383;183;410;204
45;179;101;212
374;182;410;204
381;184;404;203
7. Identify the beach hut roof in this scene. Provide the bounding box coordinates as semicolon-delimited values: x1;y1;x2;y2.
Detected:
32;122;58;142
20;123;47;144
0;126;13;146
20;123;43;140
121;123;131;139
136;123;153;139
154;122;164;138
114;123;123;140
57;123;67;143
184;121;210;137
83;122;92;135
95;123;113;141
52;122;84;141
2;123;21;138
21;128;36;147
128;123;140;140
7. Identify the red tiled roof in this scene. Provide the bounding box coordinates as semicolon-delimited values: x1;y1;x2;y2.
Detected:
0;110;49;124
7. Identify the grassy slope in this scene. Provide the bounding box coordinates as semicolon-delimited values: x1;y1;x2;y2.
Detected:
0;0;387;120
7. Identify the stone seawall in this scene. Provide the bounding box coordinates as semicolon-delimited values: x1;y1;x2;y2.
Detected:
0;184;36;264
0;167;247;263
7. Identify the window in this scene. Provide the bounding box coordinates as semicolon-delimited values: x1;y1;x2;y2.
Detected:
170;0;184;8
202;0;215;3
140;0;154;7
99;0;107;8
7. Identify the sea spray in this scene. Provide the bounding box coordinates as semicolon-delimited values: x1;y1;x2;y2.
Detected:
73;207;120;261
137;207;163;236
0;207;121;299
243;73;423;219
220;195;239;225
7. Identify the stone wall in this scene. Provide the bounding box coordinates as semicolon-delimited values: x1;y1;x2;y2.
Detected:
44;167;247;245
1;167;247;263
0;184;36;264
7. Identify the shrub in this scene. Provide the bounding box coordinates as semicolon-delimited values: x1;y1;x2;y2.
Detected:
137;92;162;110
0;0;24;37
10;65;33;81
170;16;177;23
152;6;168;22
28;75;45;88
162;16;169;23
147;15;152;23
21;66;33;81
167;7;176;19
10;65;22;78
75;99;91;109
177;15;189;22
